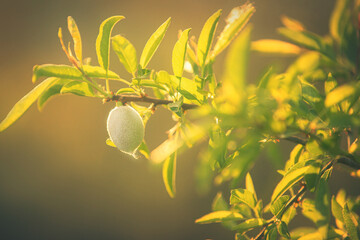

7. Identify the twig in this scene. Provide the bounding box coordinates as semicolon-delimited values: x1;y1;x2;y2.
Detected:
281;136;307;145
105;94;199;110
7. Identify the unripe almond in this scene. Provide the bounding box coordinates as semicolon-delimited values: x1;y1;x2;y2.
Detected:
107;106;145;156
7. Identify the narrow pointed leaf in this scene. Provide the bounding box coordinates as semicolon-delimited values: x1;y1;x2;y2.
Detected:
195;211;244;224
331;196;344;223
270;195;290;217
271;166;310;202
330;0;351;43
37;78;71;110
245;173;257;200
325;73;338;95
212;3;255;58
251;39;301;55
67;16;82;64
140;18;171;68
172;28;191;77
197;9;222;67
112;35;138;75
277;221;291;239
230;188;257;209
0;77;57;132
343;204;360;240
325;84;356;107
162;152;177;198
32;64;120;83
232;218;266;232
106;138;116;148
96;16;125;72
61;81;96;97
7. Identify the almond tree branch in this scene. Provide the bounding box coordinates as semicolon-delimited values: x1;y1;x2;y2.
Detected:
105;94;199;110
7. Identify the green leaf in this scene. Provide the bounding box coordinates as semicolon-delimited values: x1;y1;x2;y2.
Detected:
140;18;171;68
270;195;290;217
162;152;177;198
251;39;301;55
60;81;96;97
195;211;244;224
32;64;120;83
197;9;222;67
212;192;229;211
277;221;291;239
37;78;71;110
315;177;331;238
230;188;257;209
271;166;310;202
245;173;257;200
178;89;200;103
324;73;338;95
329;0;351;43
116;88;136;95
138;141;150;159
112;35;138;75
331;196;344;223
96;16;125;72
172;28;191;77
212;3;255;58
325;84;356;107
67;16;82;64
278;27;335;59
0;77;57;132
343;203;360;240
220;26;251;113
232;218;266;232
300;77;323;104
304;161;321;192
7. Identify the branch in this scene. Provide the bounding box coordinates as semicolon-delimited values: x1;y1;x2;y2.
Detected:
105;94;199;110
281;136;307;145
337;156;360;170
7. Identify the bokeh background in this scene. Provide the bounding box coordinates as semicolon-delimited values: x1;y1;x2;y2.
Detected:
0;0;358;239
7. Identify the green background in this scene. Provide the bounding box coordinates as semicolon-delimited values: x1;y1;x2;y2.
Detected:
0;0;356;239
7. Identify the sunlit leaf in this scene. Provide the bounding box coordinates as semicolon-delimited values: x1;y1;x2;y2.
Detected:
212;192;229;211
61;81;96;97
140;18;171;68
325;84;356;107
219;26;251;114
138;141;150;159
324;73;338;95
0;77;57;132
271;166;310;202
343;203;360;240
281;16;305;31
230;188;257;209
270;195;290;217
197;9;222;67
251;39;301;55
96;16;125;72
162;152;177;198
32;64;120;83
304;161;321;192
67;16;82;64
116;88;136;95
37;78;71;110
212;3;255;58
172;28;191;77
245;173;257;200
178;89;200;103
232;218;266;232
112;35;138;75
315;176;331;238
331;196;344;223
195;211;244;224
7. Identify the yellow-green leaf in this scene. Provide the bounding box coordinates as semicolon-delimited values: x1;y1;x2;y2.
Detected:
330;0;351;43
271;166;310;202
106;138;116;148
197;9;222;67
140;18;171;68
232;218;266;232
230;188;257;209
67;16;82;64
172;28;191;77
0;77;58;132
251;39;301;55
270;195;290;217
245;173;257;200
37;78;71;110
325;84;356;107
60;81;96;97
343;203;360;240
212;3;255;58
112;35;138;75
96;16;125;72
32;64;120;83
195;211;244;224
162;152;177;198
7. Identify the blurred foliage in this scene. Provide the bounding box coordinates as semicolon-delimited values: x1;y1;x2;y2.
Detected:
1;1;360;239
